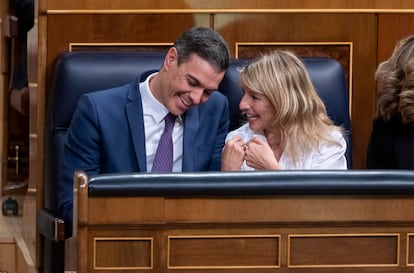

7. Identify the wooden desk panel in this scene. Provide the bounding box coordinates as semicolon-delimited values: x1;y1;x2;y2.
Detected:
75;175;414;273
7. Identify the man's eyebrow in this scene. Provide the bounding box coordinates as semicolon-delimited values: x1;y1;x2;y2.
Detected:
185;74;201;86
186;73;217;92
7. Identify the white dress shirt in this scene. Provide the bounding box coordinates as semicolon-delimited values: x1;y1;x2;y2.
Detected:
226;123;348;170
140;73;183;172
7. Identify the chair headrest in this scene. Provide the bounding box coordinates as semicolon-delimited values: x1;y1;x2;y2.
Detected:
48;51;165;128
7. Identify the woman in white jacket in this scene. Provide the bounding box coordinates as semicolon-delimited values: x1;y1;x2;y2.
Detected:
221;50;347;171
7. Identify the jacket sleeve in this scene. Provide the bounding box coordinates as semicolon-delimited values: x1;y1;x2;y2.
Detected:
58;94;101;236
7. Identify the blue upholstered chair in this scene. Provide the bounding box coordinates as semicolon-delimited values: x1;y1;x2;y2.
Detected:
36;51;351;273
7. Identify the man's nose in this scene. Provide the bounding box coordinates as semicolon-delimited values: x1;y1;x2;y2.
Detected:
190;88;206;105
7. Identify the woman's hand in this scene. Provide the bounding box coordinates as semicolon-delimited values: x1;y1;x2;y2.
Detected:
221;135;245;171
245;137;281;170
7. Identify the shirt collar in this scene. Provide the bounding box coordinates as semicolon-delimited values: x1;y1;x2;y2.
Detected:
141;72;169;123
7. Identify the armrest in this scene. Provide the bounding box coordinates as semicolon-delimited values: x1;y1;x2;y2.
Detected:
36;209;65;242
87;170;414;197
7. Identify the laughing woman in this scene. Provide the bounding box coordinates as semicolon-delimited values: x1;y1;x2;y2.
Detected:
221;50;347;171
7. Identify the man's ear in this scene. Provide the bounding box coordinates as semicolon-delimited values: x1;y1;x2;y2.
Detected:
164;47;178;71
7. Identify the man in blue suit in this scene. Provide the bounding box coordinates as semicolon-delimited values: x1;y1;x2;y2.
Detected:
59;27;231;235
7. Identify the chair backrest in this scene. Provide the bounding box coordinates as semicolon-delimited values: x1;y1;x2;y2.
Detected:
40;51;352;273
219;57;352;167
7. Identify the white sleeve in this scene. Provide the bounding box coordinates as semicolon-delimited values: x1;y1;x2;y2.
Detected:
312;130;348;169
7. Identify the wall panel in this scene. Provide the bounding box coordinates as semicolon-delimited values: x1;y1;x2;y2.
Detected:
45;14;209;84
377;14;414;90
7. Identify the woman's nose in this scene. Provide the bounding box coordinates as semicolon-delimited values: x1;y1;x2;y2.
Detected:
239;95;249;110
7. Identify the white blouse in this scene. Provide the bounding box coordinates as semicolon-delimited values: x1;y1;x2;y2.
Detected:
225;124;348;170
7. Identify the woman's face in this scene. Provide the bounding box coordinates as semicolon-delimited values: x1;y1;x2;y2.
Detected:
239;87;275;132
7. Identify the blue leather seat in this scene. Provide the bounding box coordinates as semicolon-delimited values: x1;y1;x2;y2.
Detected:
37;51;352;273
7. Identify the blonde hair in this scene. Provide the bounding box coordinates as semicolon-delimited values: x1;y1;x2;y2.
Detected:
239;50;343;163
376;35;414;124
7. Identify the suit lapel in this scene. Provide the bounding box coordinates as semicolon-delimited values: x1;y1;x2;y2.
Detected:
126;82;147;171
182;108;198;171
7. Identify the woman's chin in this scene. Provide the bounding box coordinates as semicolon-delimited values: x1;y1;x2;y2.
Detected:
248;121;261;131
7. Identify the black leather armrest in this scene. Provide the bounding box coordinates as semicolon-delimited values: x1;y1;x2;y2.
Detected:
36;209;65;242
87;170;414;197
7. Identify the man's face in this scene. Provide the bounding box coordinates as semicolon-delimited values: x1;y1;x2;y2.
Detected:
160;48;225;116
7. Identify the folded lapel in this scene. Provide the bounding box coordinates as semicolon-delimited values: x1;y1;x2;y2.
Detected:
126;83;147;171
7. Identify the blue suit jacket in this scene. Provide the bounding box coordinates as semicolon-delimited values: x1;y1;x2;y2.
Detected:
59;77;230;233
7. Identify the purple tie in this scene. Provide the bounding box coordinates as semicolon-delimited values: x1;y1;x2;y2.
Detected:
152;113;176;172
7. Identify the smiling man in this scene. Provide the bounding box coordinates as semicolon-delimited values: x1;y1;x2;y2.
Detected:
59;27;230;235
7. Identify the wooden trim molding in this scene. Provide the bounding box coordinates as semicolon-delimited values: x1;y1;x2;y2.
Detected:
69;43;173;52
46;9;414;15
407;233;414;266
